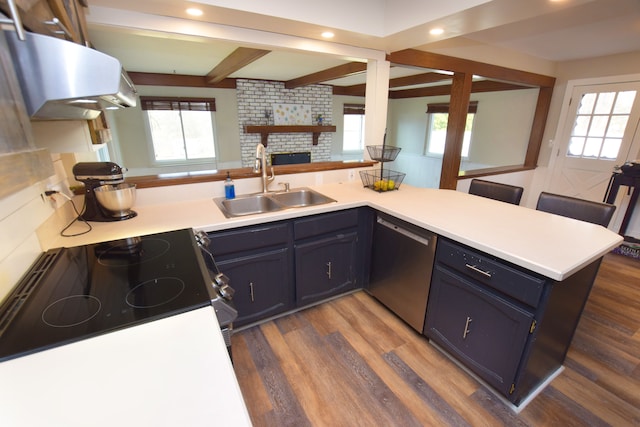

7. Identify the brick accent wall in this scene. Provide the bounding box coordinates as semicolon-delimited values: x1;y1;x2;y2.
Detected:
236;79;333;166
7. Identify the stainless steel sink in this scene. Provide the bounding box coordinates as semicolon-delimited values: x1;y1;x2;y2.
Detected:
214;187;336;218
217;194;282;217
270;188;336;208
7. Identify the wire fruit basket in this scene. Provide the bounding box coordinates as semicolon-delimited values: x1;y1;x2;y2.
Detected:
359;169;405;192
366;145;401;162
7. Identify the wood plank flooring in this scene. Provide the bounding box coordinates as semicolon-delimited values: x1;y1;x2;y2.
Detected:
231;253;640;426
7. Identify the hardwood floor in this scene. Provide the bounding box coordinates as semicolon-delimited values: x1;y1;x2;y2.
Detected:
231;253;640;426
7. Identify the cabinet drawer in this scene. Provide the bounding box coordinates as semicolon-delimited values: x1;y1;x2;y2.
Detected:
294;209;359;240
207;222;290;256
436;239;545;308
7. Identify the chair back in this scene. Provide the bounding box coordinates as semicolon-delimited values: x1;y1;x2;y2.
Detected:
536;192;616;227
468;179;524;205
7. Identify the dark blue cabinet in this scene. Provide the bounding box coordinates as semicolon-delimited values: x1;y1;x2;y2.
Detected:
425;237;603;406
206;208;373;327
295;231;358;306
293;209;371;306
426;264;534;396
206;221;294;327
216;248;293;327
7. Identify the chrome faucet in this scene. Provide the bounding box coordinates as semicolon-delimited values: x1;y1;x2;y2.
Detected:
253;143;275;193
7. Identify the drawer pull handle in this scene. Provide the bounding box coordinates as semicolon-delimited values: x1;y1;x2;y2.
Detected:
249;282;255;302
326;262;332;279
463;316;472;339
465;263;492;278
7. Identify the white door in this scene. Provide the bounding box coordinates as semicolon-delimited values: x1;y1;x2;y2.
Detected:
549;81;640;202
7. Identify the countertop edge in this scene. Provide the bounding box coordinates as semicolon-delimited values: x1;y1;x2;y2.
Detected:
39;181;624;282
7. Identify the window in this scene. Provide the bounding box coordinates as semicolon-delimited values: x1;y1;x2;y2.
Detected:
141;97;217;163
425;102;477;157
343;103;365;151
567;90;637;160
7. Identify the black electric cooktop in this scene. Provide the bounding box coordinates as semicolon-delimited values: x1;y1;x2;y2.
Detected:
0;229;213;362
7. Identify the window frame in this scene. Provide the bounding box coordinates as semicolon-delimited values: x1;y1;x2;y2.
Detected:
140;96;219;167
342;103;366;153
424;101;478;158
566;89;637;161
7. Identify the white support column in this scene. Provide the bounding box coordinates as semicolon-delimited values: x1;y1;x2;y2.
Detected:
364;59;390;159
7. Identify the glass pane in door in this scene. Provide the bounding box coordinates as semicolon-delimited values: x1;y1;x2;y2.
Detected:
567;90;637;160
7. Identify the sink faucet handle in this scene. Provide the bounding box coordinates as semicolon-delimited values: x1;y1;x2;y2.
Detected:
278;182;290;192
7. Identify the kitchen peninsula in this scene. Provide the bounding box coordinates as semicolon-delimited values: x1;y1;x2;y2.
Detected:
8;176;620;425
41;179;621;282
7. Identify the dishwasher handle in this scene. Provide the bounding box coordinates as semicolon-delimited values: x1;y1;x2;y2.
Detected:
377;217;433;247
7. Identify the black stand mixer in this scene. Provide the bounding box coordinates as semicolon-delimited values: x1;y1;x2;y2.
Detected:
73;162;137;222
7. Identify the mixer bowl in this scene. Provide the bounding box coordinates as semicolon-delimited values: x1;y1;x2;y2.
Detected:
94;183;137;217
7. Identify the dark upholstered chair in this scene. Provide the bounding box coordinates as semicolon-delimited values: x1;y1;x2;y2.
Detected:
536;192;616;227
468;179;524;205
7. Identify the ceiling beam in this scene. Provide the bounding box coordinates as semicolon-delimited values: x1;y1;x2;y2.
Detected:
285;62;367;89
388;79;531;99
387;49;556;88
389;72;451;88
333;84;366;97
205;47;271;84
128;72;237;89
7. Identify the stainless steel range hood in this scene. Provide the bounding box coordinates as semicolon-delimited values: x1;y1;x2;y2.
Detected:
3;30;137;120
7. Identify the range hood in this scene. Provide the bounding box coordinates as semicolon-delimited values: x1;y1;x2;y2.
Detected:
3;29;137;120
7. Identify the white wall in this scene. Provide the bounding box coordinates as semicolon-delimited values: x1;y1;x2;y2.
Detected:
0;154;73;303
109;85;241;176
468;89;537;166
385;88;539;188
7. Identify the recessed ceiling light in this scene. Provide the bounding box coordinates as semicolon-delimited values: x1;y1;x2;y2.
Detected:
186;8;203;16
321;31;335;39
429;28;444;36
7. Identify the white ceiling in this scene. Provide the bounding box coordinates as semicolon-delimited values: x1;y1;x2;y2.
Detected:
86;0;640;85
462;0;640;61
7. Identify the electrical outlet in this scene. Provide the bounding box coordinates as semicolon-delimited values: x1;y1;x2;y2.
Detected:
43;186;64;209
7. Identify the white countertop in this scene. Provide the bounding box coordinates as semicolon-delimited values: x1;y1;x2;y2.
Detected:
43;181;623;281
0;306;252;427
7;180;622;426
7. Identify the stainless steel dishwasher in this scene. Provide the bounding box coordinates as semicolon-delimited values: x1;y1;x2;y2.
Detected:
366;213;437;333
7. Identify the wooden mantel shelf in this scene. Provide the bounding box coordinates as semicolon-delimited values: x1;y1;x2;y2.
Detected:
244;125;337;146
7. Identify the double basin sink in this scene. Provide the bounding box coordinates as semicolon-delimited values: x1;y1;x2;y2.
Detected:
214;187;337;218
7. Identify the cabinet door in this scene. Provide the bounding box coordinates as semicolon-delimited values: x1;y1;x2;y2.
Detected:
425;264;534;398
295;231;357;306
48;0;88;45
217;248;293;327
0;0;86;44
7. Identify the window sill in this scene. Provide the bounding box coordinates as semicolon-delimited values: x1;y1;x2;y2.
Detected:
458;164;536;180
124;160;377;189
